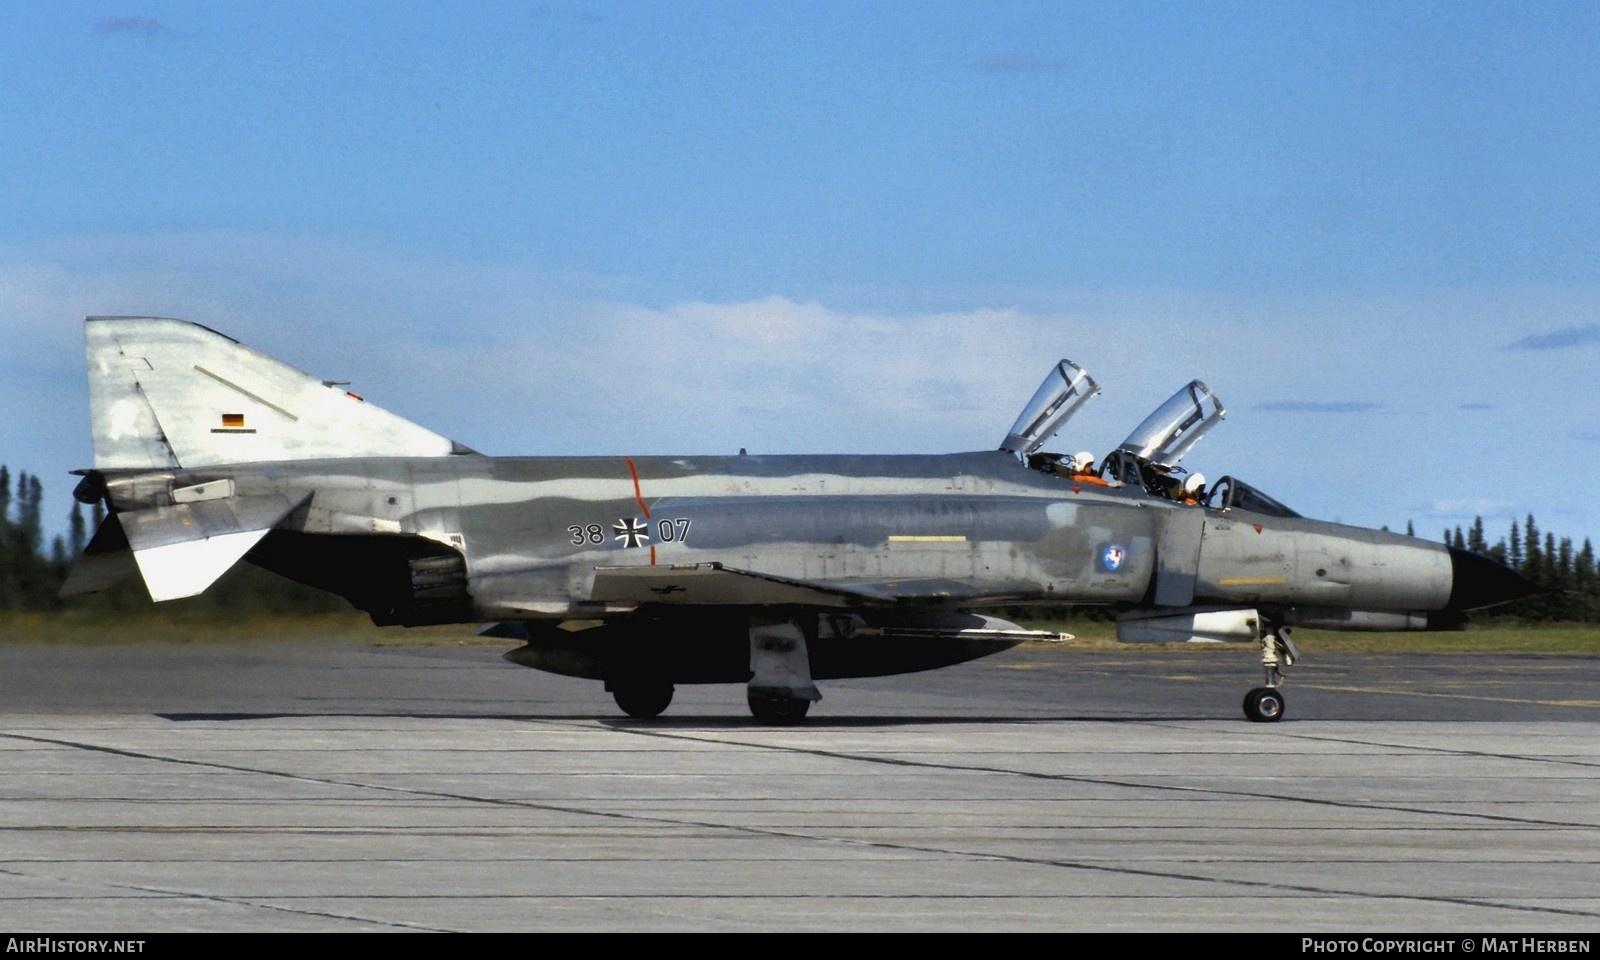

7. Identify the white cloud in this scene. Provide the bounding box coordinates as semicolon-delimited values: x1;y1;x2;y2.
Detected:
1430;498;1517;518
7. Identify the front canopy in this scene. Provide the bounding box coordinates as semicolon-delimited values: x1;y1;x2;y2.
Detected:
999;359;1100;457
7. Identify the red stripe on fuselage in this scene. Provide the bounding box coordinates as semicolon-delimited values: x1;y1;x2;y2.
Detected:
623;457;656;565
623;457;652;520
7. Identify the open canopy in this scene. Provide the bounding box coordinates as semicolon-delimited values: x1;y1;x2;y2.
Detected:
1115;379;1225;468
999;359;1100;457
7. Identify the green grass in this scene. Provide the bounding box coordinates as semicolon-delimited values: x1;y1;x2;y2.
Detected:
0;610;493;647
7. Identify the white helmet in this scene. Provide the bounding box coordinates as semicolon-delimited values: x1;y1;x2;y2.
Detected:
1069;451;1095;473
1182;473;1206;497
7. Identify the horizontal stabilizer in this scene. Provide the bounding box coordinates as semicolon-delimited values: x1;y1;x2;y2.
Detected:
118;493;308;601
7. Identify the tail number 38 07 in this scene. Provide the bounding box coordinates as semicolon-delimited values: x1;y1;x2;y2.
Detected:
568;518;692;547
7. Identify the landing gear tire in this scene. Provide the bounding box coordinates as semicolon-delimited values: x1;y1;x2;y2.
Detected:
612;682;674;719
1243;687;1285;723
748;693;811;725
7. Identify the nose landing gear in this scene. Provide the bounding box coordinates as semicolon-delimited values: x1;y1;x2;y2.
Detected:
1244;625;1298;722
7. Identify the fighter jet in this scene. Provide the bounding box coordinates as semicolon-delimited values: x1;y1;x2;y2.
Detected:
62;317;1536;723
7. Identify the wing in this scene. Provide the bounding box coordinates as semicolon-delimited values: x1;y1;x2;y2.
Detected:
587;562;1040;606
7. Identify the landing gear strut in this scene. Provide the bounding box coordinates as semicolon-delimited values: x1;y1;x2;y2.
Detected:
1244;625;1298;723
746;616;820;725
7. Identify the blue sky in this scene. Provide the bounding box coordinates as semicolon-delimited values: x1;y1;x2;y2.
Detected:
3;1;1598;551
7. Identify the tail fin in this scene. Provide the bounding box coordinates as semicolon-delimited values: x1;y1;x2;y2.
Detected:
86;316;470;469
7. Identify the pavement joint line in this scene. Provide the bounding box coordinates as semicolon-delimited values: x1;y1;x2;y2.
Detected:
0;864;446;931
9;723;1600;922
610;720;1600;830
1265;728;1600;771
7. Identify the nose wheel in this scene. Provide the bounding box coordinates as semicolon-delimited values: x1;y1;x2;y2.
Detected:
1243;686;1285;722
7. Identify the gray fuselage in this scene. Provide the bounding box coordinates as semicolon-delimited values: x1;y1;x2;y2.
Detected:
101;448;1455;626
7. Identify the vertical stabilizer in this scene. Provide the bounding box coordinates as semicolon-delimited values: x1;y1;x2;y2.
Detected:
86;317;466;468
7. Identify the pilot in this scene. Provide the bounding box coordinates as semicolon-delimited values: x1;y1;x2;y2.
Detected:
1066;451;1112;487
1181;472;1206;506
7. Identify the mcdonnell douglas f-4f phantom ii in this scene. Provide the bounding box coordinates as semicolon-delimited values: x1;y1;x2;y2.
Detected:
62;317;1536;723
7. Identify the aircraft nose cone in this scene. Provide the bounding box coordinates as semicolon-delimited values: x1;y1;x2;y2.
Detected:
1445;547;1540;611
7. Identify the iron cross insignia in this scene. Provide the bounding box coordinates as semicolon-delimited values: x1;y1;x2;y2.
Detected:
613;517;650;548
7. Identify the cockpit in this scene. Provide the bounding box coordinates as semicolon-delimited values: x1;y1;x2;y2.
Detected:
1090;378;1222;498
1202;475;1301;518
1000;360;1301;518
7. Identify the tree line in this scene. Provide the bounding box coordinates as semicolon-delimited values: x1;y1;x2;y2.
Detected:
1435;515;1598;622
0;461;1596;622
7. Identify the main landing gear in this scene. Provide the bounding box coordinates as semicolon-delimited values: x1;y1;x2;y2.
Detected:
747;691;811;725
611;681;674;719
610;684;814;724
1243;625;1299;723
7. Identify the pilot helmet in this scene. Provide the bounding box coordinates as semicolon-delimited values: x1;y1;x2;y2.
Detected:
1069;451;1094;473
1182;473;1206;497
